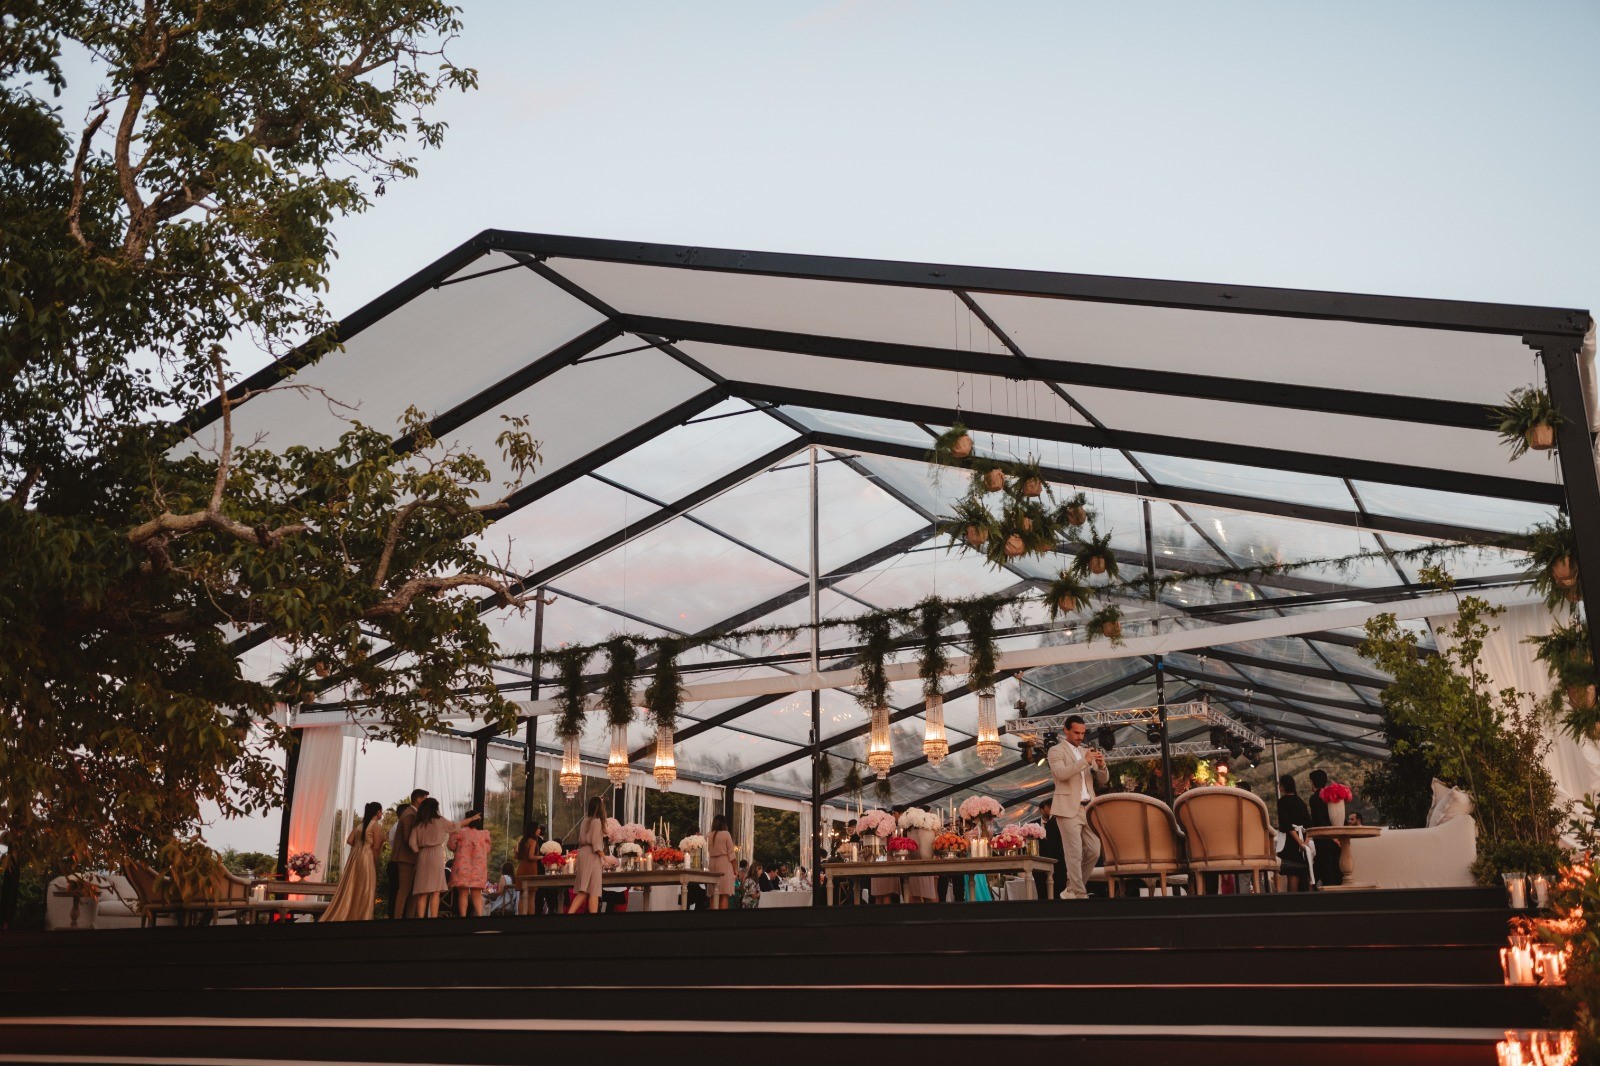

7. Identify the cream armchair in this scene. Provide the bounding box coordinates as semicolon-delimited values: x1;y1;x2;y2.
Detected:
1346;815;1477;889
1086;793;1187;897
1173;786;1281;894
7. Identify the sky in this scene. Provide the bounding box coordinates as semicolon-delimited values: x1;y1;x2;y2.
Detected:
77;0;1599;853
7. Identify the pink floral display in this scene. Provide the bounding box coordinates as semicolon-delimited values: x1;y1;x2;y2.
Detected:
856;809;898;837
616;823;656;846
1318;782;1353;803
990;828;1025;852
1008;822;1046;840
604;817;623;840
958;796;1002;821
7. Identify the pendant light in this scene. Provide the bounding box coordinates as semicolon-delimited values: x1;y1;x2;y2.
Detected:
922;692;949;767
975;689;1002;769
652;721;677;791
559;733;583;799
866;702;894;779
606;722;630;787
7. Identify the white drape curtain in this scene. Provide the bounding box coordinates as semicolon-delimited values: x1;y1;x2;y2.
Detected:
623;770;647;825
798;801;813;874
1429;602;1600;809
414;732;471;817
735;788;756;853
287;725;345;873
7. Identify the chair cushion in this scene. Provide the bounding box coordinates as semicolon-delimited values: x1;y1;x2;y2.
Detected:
1426;779;1474;828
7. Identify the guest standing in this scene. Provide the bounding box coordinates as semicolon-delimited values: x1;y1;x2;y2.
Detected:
389;788;428;919
1307;768;1343;887
322;801;387;922
447;809;492;917
407;797;458;917
1275;775;1312;892
515;822;557;916
708;814;736;910
1047;715;1110;899
568;796;606;915
1031;798;1067;903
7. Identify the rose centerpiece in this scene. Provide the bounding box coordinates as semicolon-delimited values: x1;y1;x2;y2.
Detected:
856;809;897;858
651;846;686;869
286;852;320;882
933;832;968;859
616;841;643;871
1011;821;1046;856
959;796;1004;836
887;835;918;861
539;849;568;874
1318;781;1354;827
679;834;708;869
991;827;1025;854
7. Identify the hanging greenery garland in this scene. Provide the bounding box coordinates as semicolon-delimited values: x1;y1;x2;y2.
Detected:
853;613;898;709
843;760;864;803
552;646;590;740
873;776;893;804
643;637;684;730
956;597;1002;694
917;598;949;697
600;637;638;728
819;752;835;791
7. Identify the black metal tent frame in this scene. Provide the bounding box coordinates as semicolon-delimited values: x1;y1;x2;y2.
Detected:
201;231;1597;834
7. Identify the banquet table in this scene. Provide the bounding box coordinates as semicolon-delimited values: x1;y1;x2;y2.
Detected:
823;855;1056;905
516;868;722;914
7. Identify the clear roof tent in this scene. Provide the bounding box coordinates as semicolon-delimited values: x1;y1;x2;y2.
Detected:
194;231;1599;806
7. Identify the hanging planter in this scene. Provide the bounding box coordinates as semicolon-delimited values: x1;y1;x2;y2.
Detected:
1568;684;1597;713
1531;621;1599;740
943;498;997;555
1088;604;1125;643
1003;533;1026;558
1551;556;1578;589
929;422;974;463
1495;386;1563;459
1071;527;1119;581
1525;514;1581;612
1058;491;1091;529
982;467;1006;494
1045;572;1094;620
1009;458;1047;500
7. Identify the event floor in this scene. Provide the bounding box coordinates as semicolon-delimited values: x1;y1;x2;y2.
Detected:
0;887;1547;1064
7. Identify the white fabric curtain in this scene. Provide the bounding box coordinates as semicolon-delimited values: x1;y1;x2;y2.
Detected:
414;732;471;817
624;771;647;825
735;788;756;853
287;725;345;873
1429;602;1600;809
699;793;713;838
798;801;813;873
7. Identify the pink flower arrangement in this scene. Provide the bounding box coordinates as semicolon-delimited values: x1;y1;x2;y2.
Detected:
1008;822;1046;840
856;809;897;837
604;817;623;840
958;796;1002;821
1319;782;1353;803
886;835;918;854
613;822;656;846
286;852;320;879
991;832;1024;853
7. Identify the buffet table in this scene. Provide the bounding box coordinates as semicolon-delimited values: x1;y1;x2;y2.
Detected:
823;855;1056;905
515;868;722;914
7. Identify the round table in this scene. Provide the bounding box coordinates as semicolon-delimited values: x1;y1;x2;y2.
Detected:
1305;825;1383;890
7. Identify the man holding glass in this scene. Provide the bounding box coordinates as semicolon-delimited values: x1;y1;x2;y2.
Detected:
1048;715;1109;899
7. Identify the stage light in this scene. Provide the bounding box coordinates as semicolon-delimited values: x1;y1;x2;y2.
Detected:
1145;723;1163;744
1090;725;1117;750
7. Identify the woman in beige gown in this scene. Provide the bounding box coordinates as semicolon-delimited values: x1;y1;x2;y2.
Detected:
707;814;736;910
407;797;459;918
568;795;606;914
321;802;386;922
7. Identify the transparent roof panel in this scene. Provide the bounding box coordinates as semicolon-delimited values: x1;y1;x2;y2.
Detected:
1350;481;1556;536
968;289;1536;406
593;398;800;502
477;475;642;580
1130;453;1359;511
781;407;939;450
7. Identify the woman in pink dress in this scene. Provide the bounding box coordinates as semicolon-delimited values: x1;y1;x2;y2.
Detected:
407;797;459;918
568;795;606;914
447;809;492;917
707;813;736;910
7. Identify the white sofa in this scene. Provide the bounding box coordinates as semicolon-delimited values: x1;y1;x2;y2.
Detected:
44;873;144;930
1346;815;1477;889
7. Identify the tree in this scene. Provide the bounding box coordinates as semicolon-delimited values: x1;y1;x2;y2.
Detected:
0;2;536;880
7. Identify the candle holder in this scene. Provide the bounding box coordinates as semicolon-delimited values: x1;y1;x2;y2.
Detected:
1503;871;1529;909
1530;874;1550;909
1495;1029;1576;1066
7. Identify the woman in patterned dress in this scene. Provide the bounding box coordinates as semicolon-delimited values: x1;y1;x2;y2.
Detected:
447;809;492;917
567;795;606;914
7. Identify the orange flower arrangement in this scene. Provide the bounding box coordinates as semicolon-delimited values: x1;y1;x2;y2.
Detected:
651;847;686;866
933;832;968;854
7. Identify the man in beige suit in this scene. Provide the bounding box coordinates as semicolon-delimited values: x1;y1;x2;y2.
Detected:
1048;715;1109;899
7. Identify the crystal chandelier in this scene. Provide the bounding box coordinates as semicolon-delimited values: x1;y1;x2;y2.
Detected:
652;721;677;791
975;689;1002;769
867;702;894;779
607;722;630;787
922;692;949;767
559;732;582;799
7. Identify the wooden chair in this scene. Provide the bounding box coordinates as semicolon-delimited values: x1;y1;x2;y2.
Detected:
1173;786;1281;894
119;862;185;927
1086;793;1189;897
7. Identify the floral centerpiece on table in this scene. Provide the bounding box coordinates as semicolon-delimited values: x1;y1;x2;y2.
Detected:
1012;822;1046;840
286;852;320;881
887;835;918;859
1318;782;1353;803
959;796;1004;836
617;823;656;847
991;827;1025;853
539;850;568;872
601;854;620;872
651;846;686;868
679;834;707;851
539;840;564;856
616;842;642;857
898;808;941;832
933;832;968;857
604;817;623;841
856;808;897;843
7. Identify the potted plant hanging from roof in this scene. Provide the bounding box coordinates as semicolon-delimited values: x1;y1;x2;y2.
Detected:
1088;604;1125;643
1070;526;1119;580
974;460;1007;495
944;497;996;552
1524;513;1581;610
1529;621;1599;739
1059;491;1091;529
1011;457;1048;500
1045;572;1095;620
929;422;974;463
1495;386;1563;458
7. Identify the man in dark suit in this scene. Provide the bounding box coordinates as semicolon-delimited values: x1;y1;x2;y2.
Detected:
1033;798;1067;901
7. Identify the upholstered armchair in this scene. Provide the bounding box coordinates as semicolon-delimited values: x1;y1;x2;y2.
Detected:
1173;786;1281;894
1086;793;1188;897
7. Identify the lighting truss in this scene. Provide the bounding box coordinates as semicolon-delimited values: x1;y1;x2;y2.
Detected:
1001;698;1267;764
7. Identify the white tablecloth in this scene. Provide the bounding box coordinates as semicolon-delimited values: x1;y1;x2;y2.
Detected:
760;890;813;908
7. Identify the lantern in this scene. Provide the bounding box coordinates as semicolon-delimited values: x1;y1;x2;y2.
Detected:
976;689;1002;769
559;732;582;799
867;702;894;779
922;692;949;767
653;721;677;791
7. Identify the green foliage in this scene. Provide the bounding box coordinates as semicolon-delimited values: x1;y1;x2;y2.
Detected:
0;2;489;875
1070;524;1120;581
643;639;685;730
1359;579;1564;882
552;647;590;741
926;423;972;464
1085;603;1124;644
915;599;950;698
1544;796;1600;1059
1522;513;1583;614
955;598;1002;694
600;638;638;729
217;849;277;877
1494;386;1563;460
752;808;800;870
1045;571;1095;620
852;614;897;710
1529;620;1599;739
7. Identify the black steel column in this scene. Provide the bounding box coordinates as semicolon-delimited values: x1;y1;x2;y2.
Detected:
808;445;826;907
522;590;547;827
1538;335;1600;670
1143;499;1174;806
275;720;304;878
470;733;489;813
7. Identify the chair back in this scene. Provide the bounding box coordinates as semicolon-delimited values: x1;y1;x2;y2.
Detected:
1086;794;1185;874
1174;787;1277;868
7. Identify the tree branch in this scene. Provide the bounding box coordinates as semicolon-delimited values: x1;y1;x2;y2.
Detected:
364;573;531;620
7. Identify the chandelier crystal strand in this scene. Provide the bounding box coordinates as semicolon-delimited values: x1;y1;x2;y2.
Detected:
559;733;582;799
867;702;894;779
652;720;677;791
976;689;1002;769
607;722;630;787
922;692;948;767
